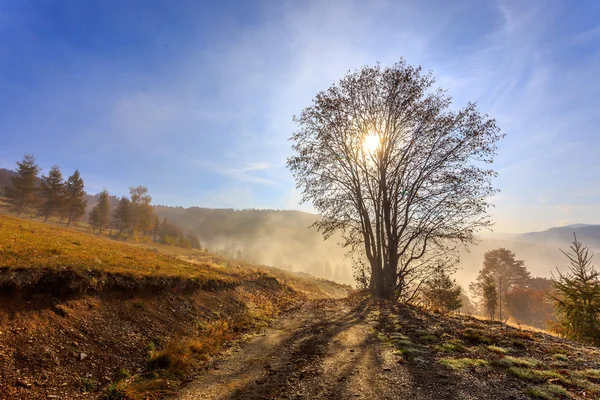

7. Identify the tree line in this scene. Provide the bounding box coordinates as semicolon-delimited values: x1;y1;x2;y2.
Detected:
2;154;201;250
424;243;599;346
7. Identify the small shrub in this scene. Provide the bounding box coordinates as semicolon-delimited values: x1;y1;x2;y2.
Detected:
147;352;172;370
146;341;157;352
104;382;127;400
79;377;96;392
115;368;131;381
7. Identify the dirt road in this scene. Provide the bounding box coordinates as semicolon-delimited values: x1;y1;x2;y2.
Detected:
177;297;522;400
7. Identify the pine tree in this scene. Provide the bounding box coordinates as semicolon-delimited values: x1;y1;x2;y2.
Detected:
111;196;132;236
422;266;462;313
4;154;41;215
39;165;66;222
64;170;87;226
88;206;100;233
96;190;110;233
551;234;600;345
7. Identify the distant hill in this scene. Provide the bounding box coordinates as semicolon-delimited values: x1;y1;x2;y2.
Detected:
520;224;600;249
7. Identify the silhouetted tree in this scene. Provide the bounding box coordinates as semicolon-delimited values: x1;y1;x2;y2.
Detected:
551;235;600;345
91;189;111;233
422;265;462;313
88;206;100;233
481;275;498;320
287;60;502;300
64;170;87;226
470;248;530;315
111;196;132;235
38;165;66;222
4;154;40;215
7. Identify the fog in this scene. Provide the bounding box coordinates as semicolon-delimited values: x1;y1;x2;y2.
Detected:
154;205;600;290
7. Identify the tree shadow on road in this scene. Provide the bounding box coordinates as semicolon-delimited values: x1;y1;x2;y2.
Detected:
218;298;374;400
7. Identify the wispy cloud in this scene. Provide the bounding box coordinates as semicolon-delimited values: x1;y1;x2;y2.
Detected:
1;0;599;232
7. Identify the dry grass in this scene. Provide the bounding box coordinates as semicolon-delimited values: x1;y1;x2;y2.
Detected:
0;213;350;399
0;214;231;281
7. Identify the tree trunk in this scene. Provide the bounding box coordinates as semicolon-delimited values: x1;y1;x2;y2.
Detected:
369;261;385;298
381;262;398;300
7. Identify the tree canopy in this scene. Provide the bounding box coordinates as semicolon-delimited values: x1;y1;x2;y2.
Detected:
288;60;502;299
470;248;530;300
39;165;66;222
64;170;87;226
4;154;40;215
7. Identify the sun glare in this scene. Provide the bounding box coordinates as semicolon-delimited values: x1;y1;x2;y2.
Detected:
363;133;380;154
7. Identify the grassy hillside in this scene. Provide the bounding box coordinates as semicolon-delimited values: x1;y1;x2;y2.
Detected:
0;214;348;399
373;297;600;400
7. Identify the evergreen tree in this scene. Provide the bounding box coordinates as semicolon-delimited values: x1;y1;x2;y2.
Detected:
551;235;600;345
88;206;100;233
64;170;87;226
39;165;66;222
422;266;462;313
4;153;41;215
111;196;132;235
94;189;111;233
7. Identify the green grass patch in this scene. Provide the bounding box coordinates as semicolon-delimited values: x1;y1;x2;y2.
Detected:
494;356;545;369
524;384;571;399
487;345;509;354
507;367;561;382
461;328;492;344
552;353;568;362
434;342;467;353
439;358;489;370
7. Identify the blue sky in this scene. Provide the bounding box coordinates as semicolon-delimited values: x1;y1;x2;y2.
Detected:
1;0;599;233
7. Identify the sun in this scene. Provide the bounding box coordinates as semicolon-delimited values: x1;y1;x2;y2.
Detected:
363;132;380;154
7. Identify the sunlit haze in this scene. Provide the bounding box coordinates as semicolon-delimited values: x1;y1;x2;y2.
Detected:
363;133;381;155
1;1;600;233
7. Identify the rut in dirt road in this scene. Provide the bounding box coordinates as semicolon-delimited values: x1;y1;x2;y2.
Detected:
177;298;528;400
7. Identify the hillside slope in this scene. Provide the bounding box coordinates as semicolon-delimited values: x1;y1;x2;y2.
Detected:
0;215;348;399
180;294;600;400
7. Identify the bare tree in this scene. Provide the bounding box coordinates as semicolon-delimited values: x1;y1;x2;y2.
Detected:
288;60;502;300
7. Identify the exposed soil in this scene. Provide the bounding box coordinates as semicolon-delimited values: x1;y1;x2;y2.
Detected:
0;273;336;400
177;296;600;400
